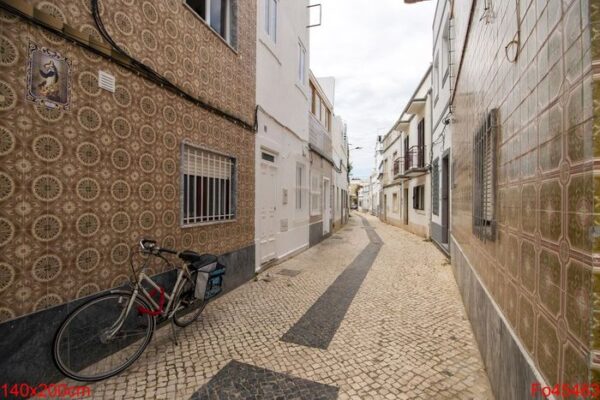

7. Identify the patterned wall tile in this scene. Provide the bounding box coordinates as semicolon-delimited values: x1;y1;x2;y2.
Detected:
536;314;561;386
538;249;563;317
540;179;562;242
565;260;591;346
0;0;257;321
567;173;593;253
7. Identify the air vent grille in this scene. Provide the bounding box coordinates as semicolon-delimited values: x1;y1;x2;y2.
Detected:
98;70;115;92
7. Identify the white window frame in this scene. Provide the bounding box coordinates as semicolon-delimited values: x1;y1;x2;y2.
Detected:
181;142;236;226
298;41;307;85
264;0;277;42
184;0;233;44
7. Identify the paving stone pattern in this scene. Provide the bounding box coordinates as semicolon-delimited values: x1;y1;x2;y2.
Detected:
76;213;493;399
281;216;382;349
189;360;339;400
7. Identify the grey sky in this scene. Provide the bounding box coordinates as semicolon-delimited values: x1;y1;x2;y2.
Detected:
309;0;436;179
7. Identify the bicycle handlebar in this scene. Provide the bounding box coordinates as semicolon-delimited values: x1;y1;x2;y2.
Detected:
139;239;177;256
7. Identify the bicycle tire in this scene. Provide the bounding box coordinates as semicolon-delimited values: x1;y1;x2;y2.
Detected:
173;270;206;327
53;291;155;382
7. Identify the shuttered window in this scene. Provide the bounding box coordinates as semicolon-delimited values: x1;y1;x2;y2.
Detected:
182;144;235;225
432;158;439;216
473;109;498;241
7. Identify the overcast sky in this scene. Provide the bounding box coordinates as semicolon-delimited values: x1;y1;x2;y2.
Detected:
309;0;436;179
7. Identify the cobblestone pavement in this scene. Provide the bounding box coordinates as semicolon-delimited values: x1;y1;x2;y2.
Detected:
79;213;494;399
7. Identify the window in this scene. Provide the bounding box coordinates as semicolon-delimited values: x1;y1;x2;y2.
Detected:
261;151;275;163
310;174;321;216
264;0;277;41
417;119;425;167
473;109;498;241
182;144;235;225
413;185;425;211
392;193;399;213
296;163;304;210
185;0;233;44
298;42;306;84
324;109;331;131
442;19;450;86
432;158;439;215
433;54;439;100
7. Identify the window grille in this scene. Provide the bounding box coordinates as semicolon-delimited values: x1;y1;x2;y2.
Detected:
473;109;498;241
182;144;235;225
296;163;304;210
310;174;321;216
432;158;439;215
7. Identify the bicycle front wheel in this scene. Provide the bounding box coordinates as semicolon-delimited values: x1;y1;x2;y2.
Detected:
53;291;155;382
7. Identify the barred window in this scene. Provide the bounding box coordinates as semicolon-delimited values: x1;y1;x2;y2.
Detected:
182;144;235;225
473;109;498;241
432;158;439;216
310;174;321;216
296;163;304;210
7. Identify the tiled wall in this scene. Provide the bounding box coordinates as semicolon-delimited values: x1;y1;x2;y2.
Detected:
452;0;594;387
0;0;256;322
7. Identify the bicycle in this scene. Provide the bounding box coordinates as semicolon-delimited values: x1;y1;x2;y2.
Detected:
53;239;226;382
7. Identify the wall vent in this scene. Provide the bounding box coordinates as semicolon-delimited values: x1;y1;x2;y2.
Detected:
98;71;116;92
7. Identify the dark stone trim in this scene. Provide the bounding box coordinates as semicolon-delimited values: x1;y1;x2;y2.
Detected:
190;360;339;399
450;237;547;400
309;221;329;247
281;217;382;349
0;244;255;391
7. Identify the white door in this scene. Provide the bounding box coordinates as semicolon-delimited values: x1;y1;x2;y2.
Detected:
323;178;331;235
259;152;277;266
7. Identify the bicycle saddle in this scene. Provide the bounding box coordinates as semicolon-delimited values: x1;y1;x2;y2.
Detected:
179;250;217;268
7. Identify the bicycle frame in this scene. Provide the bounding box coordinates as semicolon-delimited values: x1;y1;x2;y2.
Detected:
106;262;191;339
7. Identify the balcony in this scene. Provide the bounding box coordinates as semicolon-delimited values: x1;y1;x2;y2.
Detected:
309;113;332;156
396;145;429;178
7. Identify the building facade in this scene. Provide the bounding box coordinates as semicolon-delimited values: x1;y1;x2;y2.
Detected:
381;67;432;238
255;0;311;267
0;0;256;385
308;72;335;246
430;0;453;253
331;113;349;230
448;0;598;397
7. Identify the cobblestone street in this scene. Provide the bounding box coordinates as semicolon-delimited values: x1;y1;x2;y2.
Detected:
82;213;493;399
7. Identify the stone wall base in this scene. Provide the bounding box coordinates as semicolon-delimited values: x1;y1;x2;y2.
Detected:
450;236;547;400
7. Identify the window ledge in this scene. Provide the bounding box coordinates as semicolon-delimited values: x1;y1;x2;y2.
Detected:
295;82;308;100
183;3;239;56
181;219;237;228
259;37;281;65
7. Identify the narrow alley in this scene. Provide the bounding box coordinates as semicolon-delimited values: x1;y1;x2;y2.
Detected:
82;213;493;399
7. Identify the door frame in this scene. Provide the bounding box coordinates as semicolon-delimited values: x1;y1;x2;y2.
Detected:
322;177;331;235
258;148;278;268
441;152;450;244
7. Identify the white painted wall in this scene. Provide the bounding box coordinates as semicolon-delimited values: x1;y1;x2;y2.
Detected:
431;0;452;232
255;0;311;268
331;114;348;225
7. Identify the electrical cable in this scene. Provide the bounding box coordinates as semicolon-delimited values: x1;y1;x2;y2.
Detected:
103;0;256;131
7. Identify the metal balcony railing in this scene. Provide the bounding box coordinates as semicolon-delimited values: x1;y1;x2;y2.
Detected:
392;145;428;179
404;145;427;171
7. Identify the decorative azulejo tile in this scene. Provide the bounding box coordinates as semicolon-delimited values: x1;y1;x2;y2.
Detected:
565;260;591;345
538;248;562;317
540;179;562;242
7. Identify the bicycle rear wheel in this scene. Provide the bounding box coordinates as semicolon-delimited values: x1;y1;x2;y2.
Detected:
173;271;206;327
53;291;155;382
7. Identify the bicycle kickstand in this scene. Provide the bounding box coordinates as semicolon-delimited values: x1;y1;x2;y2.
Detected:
170;319;179;346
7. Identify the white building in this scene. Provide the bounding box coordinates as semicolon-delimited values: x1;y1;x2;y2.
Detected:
255;0;311;268
430;0;453;253
331;113;349;230
382;67;432;238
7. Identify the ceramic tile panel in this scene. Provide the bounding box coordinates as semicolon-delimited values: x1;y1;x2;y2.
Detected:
0;0;256;322
452;0;595;388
